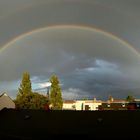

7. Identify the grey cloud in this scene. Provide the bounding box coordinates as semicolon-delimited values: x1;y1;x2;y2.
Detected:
0;28;140;100
62;88;94;100
0;0;140;49
0;0;140;99
0;28;139;81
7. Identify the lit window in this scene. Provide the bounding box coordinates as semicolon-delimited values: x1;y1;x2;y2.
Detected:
107;104;110;107
122;103;125;107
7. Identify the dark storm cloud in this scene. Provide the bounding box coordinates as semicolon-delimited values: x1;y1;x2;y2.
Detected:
1;27;140;99
0;28;140;80
61;58;140;99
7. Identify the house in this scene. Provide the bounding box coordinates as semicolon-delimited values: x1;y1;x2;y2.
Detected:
84;100;102;111
134;99;140;109
99;99;129;110
0;93;15;110
75;99;102;111
63;100;76;110
63;98;102;111
126;99;140;110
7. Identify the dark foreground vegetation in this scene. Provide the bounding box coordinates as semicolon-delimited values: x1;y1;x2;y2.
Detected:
0;109;140;139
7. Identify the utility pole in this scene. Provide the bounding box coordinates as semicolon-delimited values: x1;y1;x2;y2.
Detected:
47;87;50;99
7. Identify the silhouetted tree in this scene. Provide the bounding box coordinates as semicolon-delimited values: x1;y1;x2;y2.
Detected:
18;72;32;95
15;92;49;109
49;75;63;110
15;72;49;109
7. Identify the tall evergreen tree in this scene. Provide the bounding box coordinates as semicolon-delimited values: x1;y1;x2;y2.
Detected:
49;75;63;110
18;72;32;95
15;72;49;109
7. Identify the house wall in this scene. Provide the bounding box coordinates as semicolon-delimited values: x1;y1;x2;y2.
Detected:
75;100;102;111
75;101;85;110
63;103;75;110
63;100;102;111
84;102;102;111
100;103;128;110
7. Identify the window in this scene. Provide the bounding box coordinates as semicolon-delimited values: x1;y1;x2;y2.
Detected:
107;104;110;107
122;103;125;107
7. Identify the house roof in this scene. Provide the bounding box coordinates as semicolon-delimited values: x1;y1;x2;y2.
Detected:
103;99;128;103
112;100;128;103
63;100;76;104
0;92;7;97
0;92;14;101
85;100;102;103
63;100;102;104
0;92;15;110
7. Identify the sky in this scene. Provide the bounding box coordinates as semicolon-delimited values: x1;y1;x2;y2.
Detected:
0;0;140;100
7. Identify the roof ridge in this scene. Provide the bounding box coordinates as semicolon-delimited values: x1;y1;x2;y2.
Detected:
0;92;7;97
0;92;13;101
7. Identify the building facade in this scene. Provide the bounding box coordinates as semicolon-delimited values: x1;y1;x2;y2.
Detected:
98;99;129;110
63;98;102;111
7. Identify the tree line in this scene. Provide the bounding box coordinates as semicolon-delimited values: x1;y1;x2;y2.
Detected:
14;72;63;110
14;72;135;110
